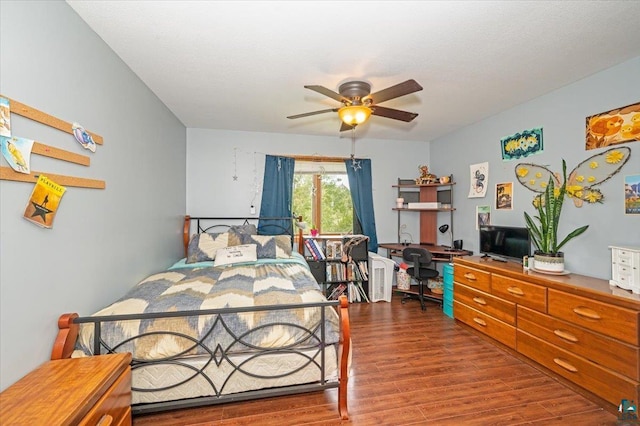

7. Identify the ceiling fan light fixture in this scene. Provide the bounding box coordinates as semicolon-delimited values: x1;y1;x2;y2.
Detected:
338;105;371;126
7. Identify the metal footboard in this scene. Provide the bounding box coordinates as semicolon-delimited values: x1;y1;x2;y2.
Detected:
73;300;341;415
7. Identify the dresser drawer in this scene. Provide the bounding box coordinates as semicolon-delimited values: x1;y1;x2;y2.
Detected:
548;288;639;345
79;365;132;426
454;300;516;349
454;283;516;325
517;330;639;406
518;305;639;381
454;264;491;293
491;274;547;312
614;248;639;267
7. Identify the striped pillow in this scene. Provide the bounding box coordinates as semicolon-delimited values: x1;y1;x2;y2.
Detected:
186;232;229;263
239;234;293;259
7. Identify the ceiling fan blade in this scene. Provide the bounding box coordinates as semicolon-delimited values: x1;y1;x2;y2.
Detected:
287;108;338;119
371;105;418;122
304;85;349;103
340;122;355;132
366;79;423;104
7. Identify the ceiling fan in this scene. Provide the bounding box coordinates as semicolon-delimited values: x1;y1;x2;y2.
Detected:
287;79;423;132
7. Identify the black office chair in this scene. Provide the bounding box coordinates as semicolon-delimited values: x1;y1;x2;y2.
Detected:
402;247;440;311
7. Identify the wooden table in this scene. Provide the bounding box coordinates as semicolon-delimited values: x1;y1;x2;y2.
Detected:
378;243;472;307
0;353;132;425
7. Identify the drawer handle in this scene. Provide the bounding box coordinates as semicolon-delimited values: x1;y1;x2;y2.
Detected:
553;329;579;343
507;286;524;296
572;306;601;320
97;415;113;426
472;296;487;305
553;357;578;373
473;317;487;327
464;273;477;281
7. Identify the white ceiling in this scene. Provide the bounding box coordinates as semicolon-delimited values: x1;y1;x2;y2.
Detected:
67;1;640;142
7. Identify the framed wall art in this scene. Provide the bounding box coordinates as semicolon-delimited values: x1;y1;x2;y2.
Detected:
496;182;513;210
500;127;543;160
586;102;640;150
476;205;490;230
625;174;640;215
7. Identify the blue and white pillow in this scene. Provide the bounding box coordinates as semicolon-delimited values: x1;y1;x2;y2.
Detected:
186;232;229;263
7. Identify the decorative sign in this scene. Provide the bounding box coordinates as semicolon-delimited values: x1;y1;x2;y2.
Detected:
586;102;640;150
515;146;631;208
501;127;543;160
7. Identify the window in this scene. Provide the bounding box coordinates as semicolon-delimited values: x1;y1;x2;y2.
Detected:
293;160;353;235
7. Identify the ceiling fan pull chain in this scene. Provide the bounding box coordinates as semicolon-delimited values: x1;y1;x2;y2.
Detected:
350;128;362;171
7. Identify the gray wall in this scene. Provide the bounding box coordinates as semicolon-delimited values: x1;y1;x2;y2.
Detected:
430;57;640;279
186;128;432;248
0;1;186;389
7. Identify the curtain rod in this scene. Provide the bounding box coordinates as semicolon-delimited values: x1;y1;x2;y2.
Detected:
290;155;348;163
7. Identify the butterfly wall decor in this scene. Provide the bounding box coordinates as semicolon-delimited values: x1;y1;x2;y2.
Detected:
514;146;631;207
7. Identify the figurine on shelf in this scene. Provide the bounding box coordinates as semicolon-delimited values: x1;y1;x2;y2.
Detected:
416;165;438;184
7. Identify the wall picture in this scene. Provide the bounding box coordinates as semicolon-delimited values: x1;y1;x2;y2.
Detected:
23;175;66;229
586;102;640;150
0;96;10;137
1;135;34;174
625;174;640;215
476;205;491;230
496;182;513;210
468;162;488;198
500;127;543;160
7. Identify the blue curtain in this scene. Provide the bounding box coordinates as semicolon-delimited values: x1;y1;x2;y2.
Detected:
259;155;295;235
345;158;378;252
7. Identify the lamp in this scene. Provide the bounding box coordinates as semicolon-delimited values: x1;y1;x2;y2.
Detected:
338;105;371;126
439;224;454;252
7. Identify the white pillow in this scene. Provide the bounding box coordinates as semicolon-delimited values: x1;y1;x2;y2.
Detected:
214;244;258;267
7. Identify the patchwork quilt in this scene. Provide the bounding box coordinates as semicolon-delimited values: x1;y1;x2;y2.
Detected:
74;256;341;360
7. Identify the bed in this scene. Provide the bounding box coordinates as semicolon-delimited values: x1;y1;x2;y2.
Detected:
51;216;350;420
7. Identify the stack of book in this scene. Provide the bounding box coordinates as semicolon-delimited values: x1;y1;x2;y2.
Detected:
304;238;325;260
326;262;366;282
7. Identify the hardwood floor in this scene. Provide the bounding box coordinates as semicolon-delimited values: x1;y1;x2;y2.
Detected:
133;295;620;425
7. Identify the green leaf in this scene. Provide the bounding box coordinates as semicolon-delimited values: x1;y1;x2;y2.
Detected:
556;225;589;252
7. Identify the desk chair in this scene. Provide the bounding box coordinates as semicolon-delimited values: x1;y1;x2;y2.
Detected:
402;247;440;311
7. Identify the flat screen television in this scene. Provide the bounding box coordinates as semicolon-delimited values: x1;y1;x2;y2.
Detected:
479;225;531;262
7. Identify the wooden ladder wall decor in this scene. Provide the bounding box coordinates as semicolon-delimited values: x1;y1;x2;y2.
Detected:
0;95;105;189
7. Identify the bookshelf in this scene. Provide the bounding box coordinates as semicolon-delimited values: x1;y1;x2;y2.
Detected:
303;235;369;303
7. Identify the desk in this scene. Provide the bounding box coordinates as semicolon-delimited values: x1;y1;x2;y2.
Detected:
378;243;472;308
378;243;471;262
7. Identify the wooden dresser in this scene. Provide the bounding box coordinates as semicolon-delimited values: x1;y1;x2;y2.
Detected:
0;353;132;425
453;256;640;408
